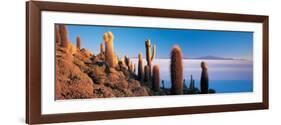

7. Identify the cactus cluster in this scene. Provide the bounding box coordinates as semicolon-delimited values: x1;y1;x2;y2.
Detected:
123;55;136;73
132;39;160;89
104;31;118;68
58;25;70;48
200;61;209;94
55;24;79;54
170;45;184;95
54;25;215;96
189;75;195;90
54;25;216;97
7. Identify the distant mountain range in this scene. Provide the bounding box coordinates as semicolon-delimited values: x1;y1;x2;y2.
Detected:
132;55;248;61
184;55;248;61
189;56;234;60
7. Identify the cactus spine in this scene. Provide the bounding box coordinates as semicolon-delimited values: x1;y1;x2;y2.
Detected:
104;31;117;67
138;53;144;81
76;36;81;51
100;43;105;54
170;45;184;95
58;25;70;48
152;65;160;92
200;61;209;94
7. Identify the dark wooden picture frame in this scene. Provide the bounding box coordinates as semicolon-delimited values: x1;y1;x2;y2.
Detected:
26;1;269;124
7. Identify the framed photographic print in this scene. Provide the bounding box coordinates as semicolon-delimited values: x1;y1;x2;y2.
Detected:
26;1;269;124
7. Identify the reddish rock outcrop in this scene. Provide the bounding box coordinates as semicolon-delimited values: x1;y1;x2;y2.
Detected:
55;29;179;100
56;36;151;99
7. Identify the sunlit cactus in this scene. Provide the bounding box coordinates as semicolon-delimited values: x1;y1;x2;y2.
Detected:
145;39;156;66
152;65;160;92
145;40;156;81
104;31;117;67
100;43;105;54
55;25;61;44
138;52;144;81
76;36;81;51
200;61;209;94
170;45;183;95
59;25;70;48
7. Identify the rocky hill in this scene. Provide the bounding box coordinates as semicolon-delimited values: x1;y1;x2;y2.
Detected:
55;24;214;100
55;25;164;100
56;44;156;99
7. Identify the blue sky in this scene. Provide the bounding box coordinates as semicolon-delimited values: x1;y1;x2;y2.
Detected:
65;24;253;60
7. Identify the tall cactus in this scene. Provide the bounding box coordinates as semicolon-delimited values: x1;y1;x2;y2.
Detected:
189;75;195;90
170;45;183;95
59;25;70;48
100;43;105;54
104;31;117;67
145;40;156;66
138;52;144;81
145;40;156;81
76;36;81;51
200;61;209;94
152;65;160;92
144;65;150;82
55;25;61;44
